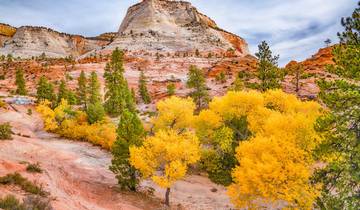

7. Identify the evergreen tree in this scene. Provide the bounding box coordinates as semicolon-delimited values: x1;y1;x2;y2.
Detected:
255;41;282;91
86;102;105;124
287;62;304;94
57;80;68;105
186;65;210;110
314;2;360;209
88;71;102;104
138;71;151;104
110;109;145;191
104;48;134;116
167;83;176;96
15;68;27;95
77;70;87;108
36;76;56;103
57;80;76;105
85;71;105;124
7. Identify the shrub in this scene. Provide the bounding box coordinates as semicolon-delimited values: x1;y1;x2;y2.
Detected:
0;195;52;210
0;195;25;210
0;173;47;196
0;122;12;140
27;109;32;115
37;101;116;150
0;100;6;108
26;163;42;173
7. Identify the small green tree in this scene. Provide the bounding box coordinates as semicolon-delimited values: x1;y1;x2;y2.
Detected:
255;41;282;91
215;71;226;83
57;80;76;105
77;71;87;108
88;71;102;104
287;62;304;93
138;71;151;104
186;65;210;110
230;74;245;91
86;102;105;124
36;76;56;103
166;83;176;96
15;68;27;95
110;109;145;191
104;48;135;117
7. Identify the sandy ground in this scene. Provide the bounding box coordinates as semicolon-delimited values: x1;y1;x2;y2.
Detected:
0;105;233;210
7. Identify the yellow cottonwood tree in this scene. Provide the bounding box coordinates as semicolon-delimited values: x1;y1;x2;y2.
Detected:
129;129;200;206
152;96;195;132
220;90;323;209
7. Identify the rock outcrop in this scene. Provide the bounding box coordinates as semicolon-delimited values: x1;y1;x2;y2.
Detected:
0;26;110;58
0;23;16;47
104;0;249;55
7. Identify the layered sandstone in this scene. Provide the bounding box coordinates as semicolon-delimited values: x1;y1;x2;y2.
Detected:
0;26;110;58
104;0;249;55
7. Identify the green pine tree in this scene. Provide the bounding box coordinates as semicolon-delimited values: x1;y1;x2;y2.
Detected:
255;41;282;91
138;71;151;104
166;83;176;96
88;71;102;104
110;109;145;191
36;76;56;103
77;70;87;108
57;80;77;106
104;48;135;117
86;102;105;124
186;65;210;110
314;2;360;209
15;68;27;95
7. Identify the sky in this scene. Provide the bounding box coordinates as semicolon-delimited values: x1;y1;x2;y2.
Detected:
0;0;357;66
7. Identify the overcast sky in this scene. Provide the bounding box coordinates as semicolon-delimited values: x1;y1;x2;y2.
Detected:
0;0;356;65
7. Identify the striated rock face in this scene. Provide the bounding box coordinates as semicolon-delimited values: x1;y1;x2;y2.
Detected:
0;26;110;58
105;0;249;55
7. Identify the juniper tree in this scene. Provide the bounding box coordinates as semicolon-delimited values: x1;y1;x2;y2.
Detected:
104;48;134;117
138;71;151;104
76;70;87;108
15;68;27;95
36;76;56;103
314;2;360;209
186;65;210;110
255;41;282;91
110;109;145;191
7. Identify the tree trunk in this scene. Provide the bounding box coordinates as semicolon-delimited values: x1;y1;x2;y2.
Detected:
165;188;170;206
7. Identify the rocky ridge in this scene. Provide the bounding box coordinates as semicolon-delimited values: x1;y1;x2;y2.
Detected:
0;26;112;58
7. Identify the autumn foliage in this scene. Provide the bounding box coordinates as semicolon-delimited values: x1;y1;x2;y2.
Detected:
36;99;116;150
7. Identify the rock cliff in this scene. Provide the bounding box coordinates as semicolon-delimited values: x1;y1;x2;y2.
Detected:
0;26;110;58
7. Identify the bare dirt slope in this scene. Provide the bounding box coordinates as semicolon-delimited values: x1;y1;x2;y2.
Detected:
0;106;232;210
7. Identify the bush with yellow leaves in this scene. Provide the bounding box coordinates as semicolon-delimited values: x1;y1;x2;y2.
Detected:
36;99;116;150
